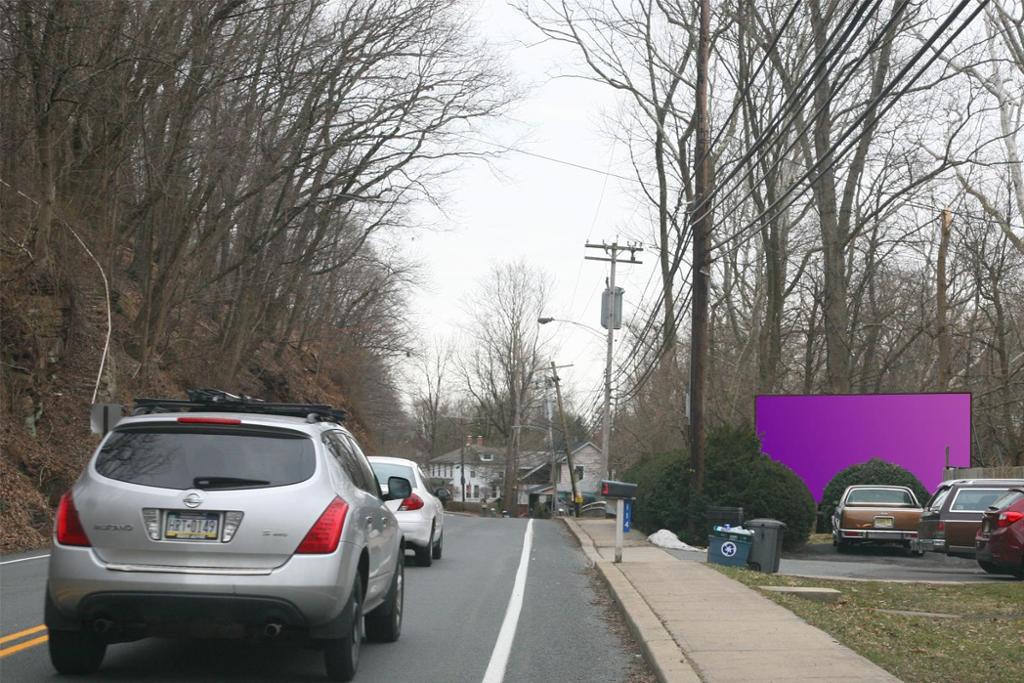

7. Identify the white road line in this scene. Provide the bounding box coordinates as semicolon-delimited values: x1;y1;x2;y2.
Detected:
481;519;534;683
0;554;50;566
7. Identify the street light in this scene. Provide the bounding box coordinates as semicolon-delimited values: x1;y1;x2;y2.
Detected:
538;316;613;482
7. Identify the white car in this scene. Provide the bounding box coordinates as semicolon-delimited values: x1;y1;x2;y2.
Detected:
368;457;445;566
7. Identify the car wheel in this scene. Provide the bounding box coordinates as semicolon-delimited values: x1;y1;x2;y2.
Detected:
324;575;363;682
366;559;403;642
415;526;434;567
48;629;107;675
431;530;443;560
978;560;1003;575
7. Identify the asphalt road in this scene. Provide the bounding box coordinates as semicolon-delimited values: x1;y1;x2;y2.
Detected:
1;515;650;682
664;540;1015;583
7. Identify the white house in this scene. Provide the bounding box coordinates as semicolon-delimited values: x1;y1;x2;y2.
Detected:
427;438;604;509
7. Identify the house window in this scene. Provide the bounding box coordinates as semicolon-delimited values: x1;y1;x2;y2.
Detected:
470;469;476;479
480;453;493;462
473;485;480;498
575;465;584;481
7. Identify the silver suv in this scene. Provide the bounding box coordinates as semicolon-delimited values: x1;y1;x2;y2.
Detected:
45;392;409;681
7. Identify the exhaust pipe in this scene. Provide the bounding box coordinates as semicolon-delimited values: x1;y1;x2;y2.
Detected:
92;618;114;635
264;622;283;639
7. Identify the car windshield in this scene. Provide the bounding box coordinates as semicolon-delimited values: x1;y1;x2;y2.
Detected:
371;462;415;487
845;489;915;506
949;488;1010;512
95;425;315;490
986;489;1024;511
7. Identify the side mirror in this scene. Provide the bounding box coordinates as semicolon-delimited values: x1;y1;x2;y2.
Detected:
435;488;451;500
385;476;412;501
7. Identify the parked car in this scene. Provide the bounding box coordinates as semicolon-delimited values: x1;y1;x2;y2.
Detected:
912;479;1024;557
368;456;445;567
46;391;410;681
975;487;1024;578
830;485;923;553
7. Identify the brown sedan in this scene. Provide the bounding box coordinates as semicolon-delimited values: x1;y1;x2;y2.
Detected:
831;485;923;553
912;479;1024;557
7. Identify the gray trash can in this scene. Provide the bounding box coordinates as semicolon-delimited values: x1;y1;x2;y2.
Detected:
746;518;786;573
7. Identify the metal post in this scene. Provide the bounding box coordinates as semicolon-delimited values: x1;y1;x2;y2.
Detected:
602;258;616;482
460;439;466;503
615;498;624;563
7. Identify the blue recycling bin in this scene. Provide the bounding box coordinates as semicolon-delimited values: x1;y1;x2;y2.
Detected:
708;530;753;567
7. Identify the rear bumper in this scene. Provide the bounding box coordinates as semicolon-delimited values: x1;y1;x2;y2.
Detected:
839;528;917;542
397;513;434;547
976;534;1023;568
910;537;946;553
46;541;362;635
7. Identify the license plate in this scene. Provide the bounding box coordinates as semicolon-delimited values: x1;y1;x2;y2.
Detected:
873;516;894;529
165;511;220;540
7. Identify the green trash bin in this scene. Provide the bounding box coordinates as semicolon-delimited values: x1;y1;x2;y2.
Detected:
707;527;753;567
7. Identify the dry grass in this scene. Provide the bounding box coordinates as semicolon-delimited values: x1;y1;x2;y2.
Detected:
714;565;1024;683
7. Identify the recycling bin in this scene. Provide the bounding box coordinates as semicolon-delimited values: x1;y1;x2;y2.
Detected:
745;518;786;573
707;528;753;567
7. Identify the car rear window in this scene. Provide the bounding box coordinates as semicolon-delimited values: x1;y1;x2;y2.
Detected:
949;488;1010;512
987;490;1024;511
370;462;415;486
845;489;915;506
95;425;315;490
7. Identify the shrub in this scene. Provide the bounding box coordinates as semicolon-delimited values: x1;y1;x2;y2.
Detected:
621;424;816;550
820;459;931;529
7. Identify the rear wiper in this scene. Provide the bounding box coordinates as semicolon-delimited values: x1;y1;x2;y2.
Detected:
193;476;270;489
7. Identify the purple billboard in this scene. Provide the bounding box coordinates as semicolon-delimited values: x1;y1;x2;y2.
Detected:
755;393;971;502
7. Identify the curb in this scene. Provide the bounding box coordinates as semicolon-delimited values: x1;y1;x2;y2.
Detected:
563;518;702;683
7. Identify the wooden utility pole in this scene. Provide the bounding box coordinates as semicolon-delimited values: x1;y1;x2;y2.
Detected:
550;362;581;517
936;208;953;388
689;0;712;501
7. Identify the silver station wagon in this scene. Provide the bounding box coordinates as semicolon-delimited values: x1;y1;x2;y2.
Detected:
46;390;410;681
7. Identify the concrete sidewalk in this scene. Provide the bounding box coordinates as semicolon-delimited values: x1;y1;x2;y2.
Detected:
565;518;900;683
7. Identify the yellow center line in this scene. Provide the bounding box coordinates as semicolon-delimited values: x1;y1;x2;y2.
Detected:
0;634;49;658
0;625;47;646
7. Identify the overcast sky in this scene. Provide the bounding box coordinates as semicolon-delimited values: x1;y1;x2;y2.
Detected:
401;0;662;410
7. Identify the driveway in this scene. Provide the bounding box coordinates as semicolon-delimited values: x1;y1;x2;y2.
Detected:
664;541;1013;583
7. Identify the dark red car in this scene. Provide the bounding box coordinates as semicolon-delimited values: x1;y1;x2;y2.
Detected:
975;487;1024;578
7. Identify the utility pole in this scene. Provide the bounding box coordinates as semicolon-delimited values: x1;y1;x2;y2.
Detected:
550;361;581;517
585;240;643;481
544;380;557;515
936;208;952;389
461;435;467;503
689;0;712;505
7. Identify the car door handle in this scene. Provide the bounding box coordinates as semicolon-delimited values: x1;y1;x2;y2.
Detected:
365;515;374;526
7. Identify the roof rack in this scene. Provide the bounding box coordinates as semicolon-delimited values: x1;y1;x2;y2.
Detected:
132;389;346;424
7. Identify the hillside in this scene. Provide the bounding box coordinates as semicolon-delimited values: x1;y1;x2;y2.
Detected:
0;248;375;553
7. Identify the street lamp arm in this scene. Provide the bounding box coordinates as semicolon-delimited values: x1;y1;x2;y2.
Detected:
537;316;604;339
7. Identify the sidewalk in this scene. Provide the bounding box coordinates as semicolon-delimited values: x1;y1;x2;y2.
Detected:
565;518;900;683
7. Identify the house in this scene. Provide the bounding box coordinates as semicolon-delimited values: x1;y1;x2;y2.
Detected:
427;437;604;510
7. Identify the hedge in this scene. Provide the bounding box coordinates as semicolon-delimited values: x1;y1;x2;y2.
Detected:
622;424;816;550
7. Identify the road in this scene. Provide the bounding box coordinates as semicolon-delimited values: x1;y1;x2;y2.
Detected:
1;515;651;682
664;540;1011;583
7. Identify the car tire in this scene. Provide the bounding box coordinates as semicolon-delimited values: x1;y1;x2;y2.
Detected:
978;560;1003;575
415;526;434;567
48;629;107;675
324;575;363;682
431;530;443;560
366;559;403;643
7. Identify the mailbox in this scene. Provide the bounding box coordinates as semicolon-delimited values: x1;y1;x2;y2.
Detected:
601;480;638;499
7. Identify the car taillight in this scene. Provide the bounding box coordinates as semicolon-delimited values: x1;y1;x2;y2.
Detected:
177;416;241;425
937;521;944;532
997;511;1023;528
56;491;91;547
399;493;424;511
295;498;348;554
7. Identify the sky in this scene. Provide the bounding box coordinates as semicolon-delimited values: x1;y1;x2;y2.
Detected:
401;0;663;410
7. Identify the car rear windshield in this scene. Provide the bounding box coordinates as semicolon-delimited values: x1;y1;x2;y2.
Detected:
949;488;1010;512
845;489;915;506
95;425;316;490
987;490;1024;511
370;462;415;486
